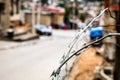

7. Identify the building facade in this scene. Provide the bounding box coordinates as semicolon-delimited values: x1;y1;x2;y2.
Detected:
0;0;10;30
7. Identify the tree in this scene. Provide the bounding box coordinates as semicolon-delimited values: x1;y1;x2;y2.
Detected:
64;8;71;23
104;0;120;79
114;10;120;80
58;0;66;7
41;0;48;5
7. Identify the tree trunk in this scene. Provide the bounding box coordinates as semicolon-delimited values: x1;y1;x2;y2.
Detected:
113;11;120;80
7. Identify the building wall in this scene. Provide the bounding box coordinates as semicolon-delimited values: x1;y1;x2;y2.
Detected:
25;13;52;27
40;14;51;26
0;0;10;30
25;13;64;27
51;14;64;25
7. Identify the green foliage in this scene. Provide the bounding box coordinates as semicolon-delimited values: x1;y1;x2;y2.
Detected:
58;0;66;7
41;0;48;5
64;7;79;23
79;13;88;22
64;8;71;23
21;3;25;10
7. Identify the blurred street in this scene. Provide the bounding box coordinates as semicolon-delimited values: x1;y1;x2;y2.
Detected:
0;30;75;80
0;0;120;80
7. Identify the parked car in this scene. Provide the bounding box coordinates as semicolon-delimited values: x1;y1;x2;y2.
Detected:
35;24;52;36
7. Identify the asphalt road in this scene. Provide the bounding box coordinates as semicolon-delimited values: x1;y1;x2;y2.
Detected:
0;30;76;80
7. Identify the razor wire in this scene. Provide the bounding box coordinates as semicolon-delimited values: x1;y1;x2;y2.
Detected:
51;8;109;80
52;32;120;80
60;8;108;63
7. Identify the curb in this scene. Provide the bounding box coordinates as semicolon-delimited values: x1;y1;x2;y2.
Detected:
0;40;39;51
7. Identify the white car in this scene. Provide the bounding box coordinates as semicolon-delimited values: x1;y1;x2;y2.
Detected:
35;24;52;36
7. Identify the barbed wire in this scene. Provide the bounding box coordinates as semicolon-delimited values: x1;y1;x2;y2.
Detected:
51;8;120;80
51;33;120;80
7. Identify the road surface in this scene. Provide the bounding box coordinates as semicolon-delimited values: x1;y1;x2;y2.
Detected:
0;30;76;80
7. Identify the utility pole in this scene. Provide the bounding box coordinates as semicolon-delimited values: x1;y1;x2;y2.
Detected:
37;0;41;25
32;0;36;34
71;1;77;29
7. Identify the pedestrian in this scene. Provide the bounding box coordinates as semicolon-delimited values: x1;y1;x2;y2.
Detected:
7;25;14;39
0;24;3;36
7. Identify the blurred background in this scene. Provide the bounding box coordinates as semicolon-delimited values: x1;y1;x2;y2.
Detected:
0;0;120;80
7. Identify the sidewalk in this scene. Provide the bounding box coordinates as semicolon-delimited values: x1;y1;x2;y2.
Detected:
13;33;39;41
0;41;19;50
0;30;77;50
0;33;40;51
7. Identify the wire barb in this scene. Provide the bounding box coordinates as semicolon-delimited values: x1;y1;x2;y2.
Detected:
106;8;116;20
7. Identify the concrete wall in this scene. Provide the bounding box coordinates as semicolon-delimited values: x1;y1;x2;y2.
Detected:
51;14;64;25
25;13;64;27
25;13;52;27
0;0;10;30
40;14;51;26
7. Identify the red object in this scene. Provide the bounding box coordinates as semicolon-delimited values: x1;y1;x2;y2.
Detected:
109;6;120;11
63;26;68;30
104;0;110;8
42;7;64;14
